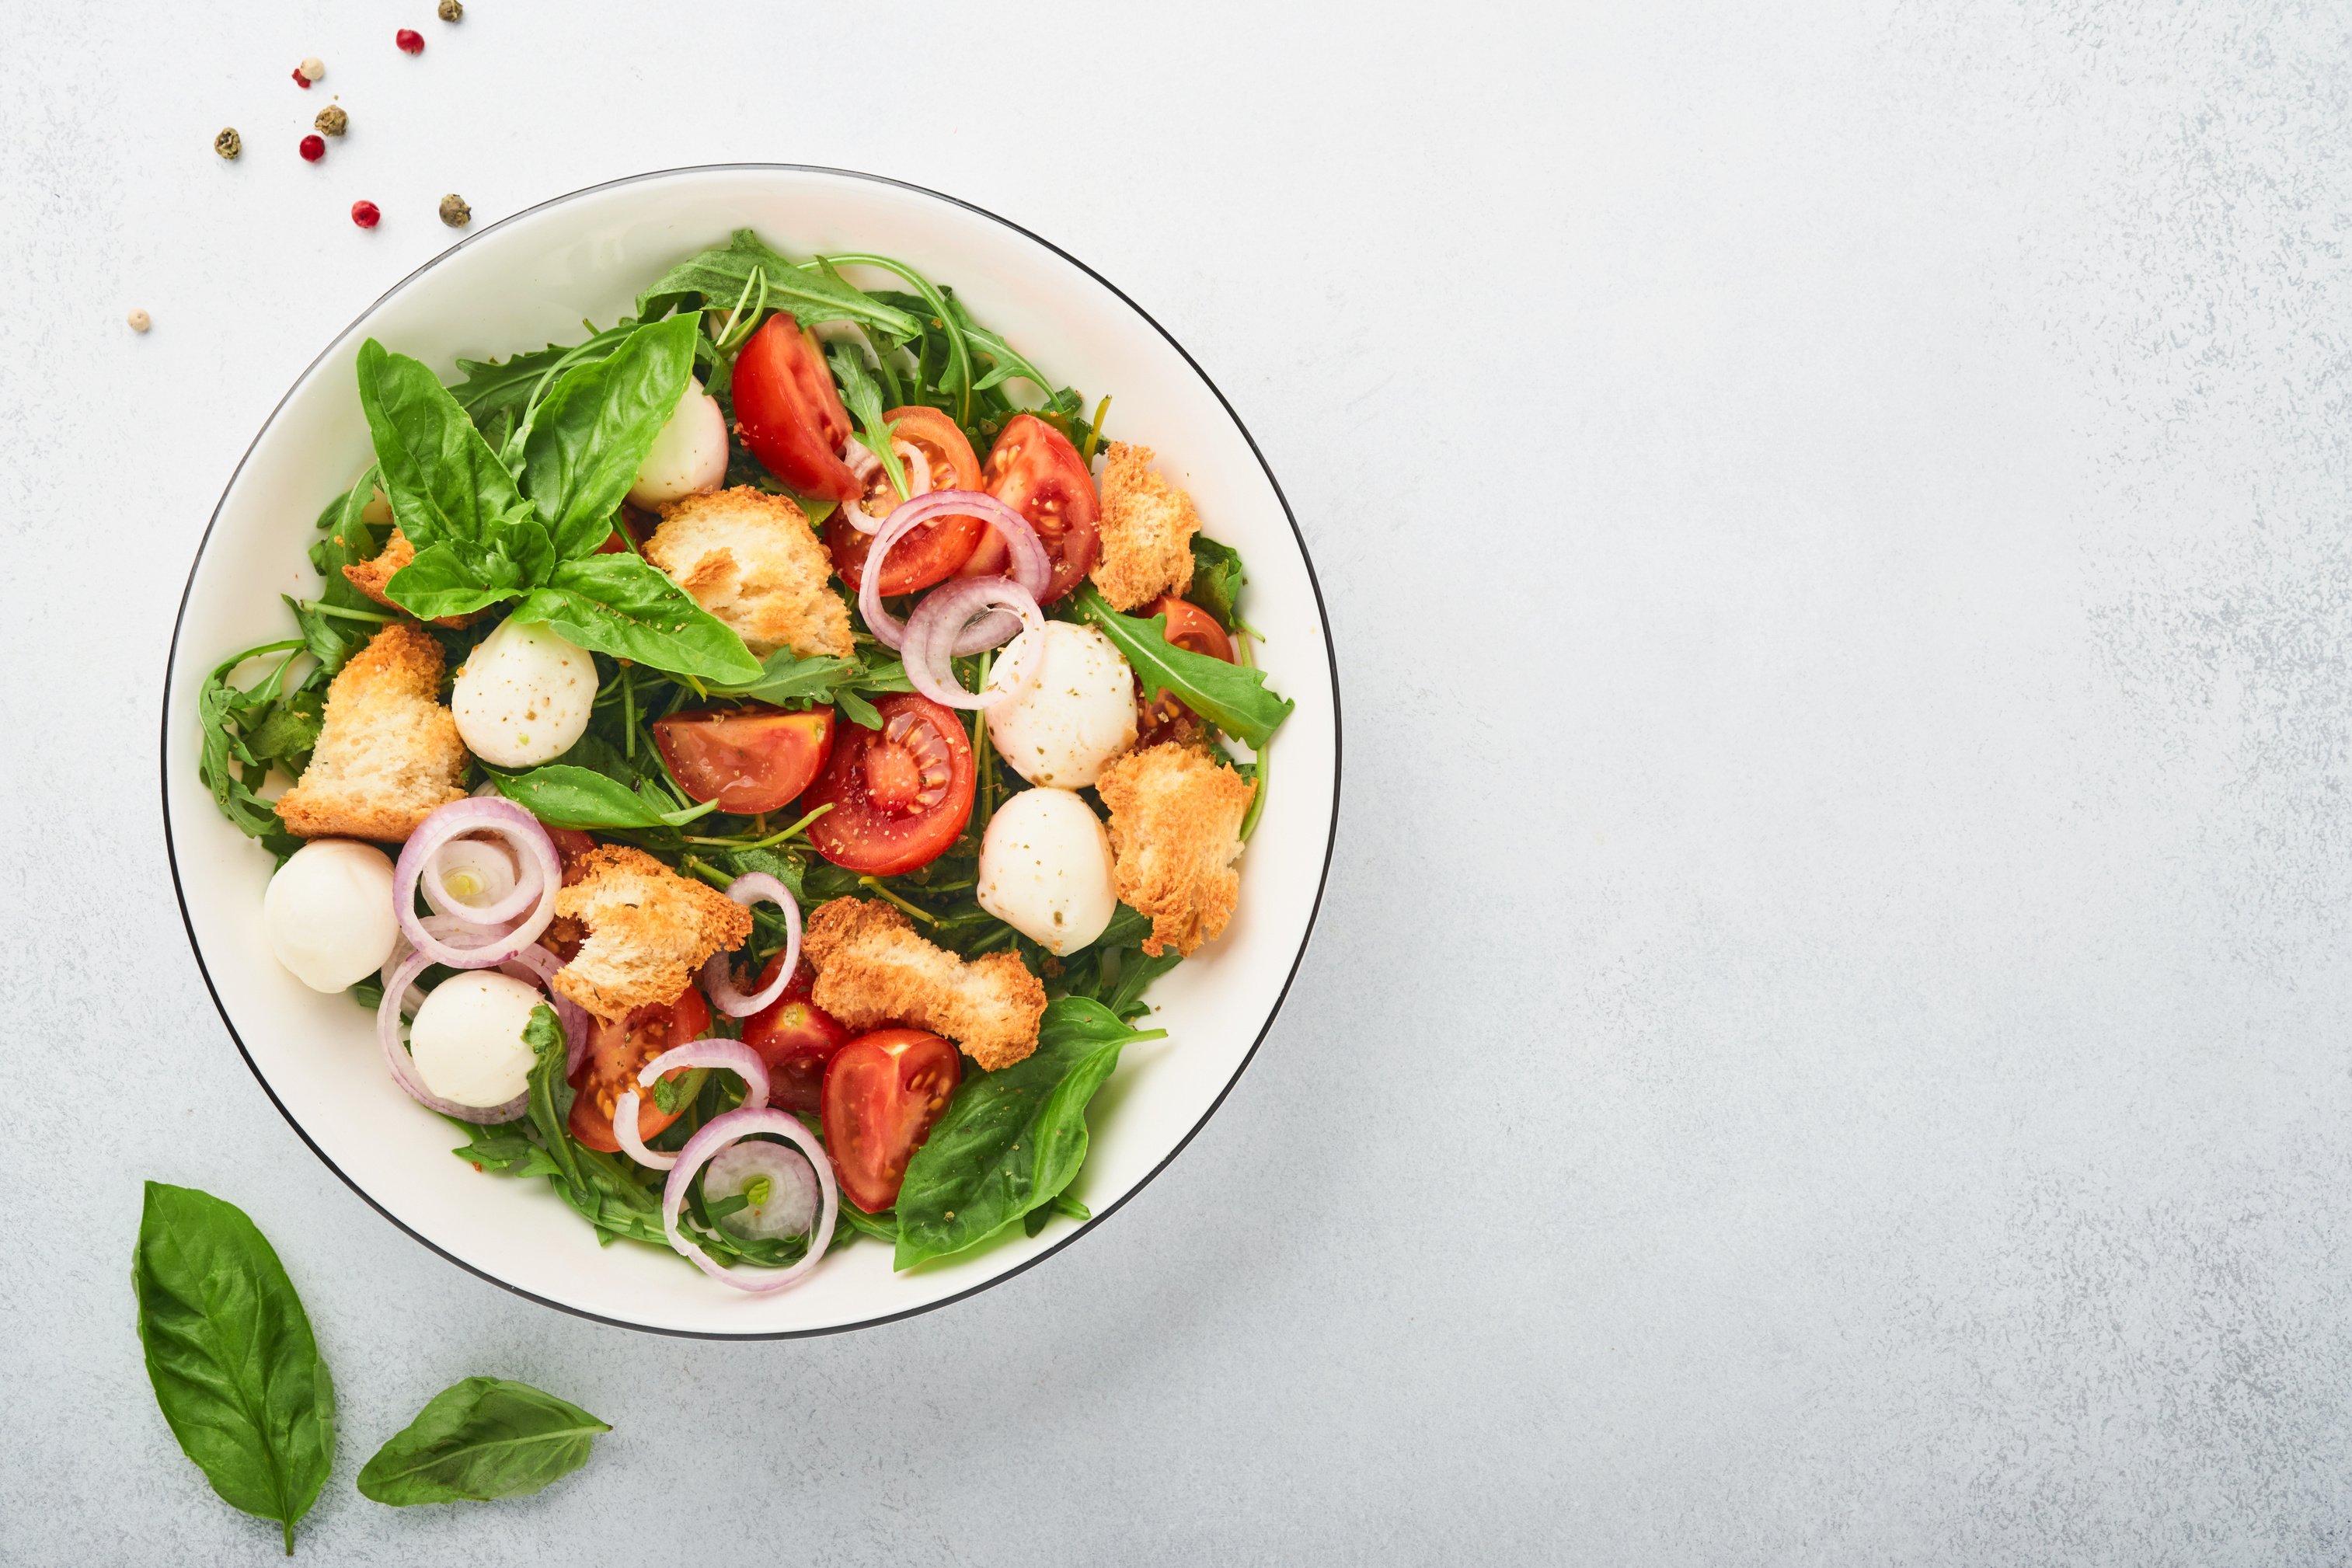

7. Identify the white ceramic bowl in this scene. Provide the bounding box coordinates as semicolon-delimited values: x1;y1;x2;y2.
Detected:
162;166;1340;1337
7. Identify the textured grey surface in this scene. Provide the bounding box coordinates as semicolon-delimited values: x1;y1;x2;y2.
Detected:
6;0;2352;1562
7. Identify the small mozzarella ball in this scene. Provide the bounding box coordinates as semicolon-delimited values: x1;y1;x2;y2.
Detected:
984;622;1138;787
263;840;398;991
977;786;1118;955
408;972;543;1108
626;378;729;507
452;616;596;767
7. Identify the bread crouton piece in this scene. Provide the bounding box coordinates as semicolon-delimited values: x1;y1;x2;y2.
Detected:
643;486;852;659
549;845;754;1021
1089;442;1199;612
802;898;1047;1071
1094;741;1255;957
340;526;476;629
276;623;470;841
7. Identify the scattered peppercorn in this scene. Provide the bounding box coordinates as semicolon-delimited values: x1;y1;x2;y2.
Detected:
127;309;152;333
214;127;241;159
299;57;326;82
315;104;347;136
351;200;382;229
438;0;463;18
395;27;424;53
437;193;472;228
291;66;311;89
299;134;326;162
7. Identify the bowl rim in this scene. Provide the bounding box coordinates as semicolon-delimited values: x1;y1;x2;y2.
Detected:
157;162;1344;1339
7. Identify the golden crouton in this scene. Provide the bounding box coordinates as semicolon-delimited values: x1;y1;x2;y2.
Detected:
643;487;852;658
277;623;470;841
550;845;754;1020
1089;443;1198;611
1094;741;1255;956
802;898;1047;1071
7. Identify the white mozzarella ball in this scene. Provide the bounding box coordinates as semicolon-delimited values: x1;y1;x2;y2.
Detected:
263;839;399;991
626;378;729;507
408;971;544;1108
984;622;1138;787
977;786;1118;955
452;616;597;767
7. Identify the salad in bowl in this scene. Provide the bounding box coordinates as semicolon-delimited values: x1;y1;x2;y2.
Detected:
186;207;1302;1308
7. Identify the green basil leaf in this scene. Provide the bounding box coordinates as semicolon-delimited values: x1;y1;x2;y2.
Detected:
1068;584;1294;748
133;1183;336;1555
893;997;1161;1268
510;554;761;682
523;317;700;557
706;648;912;711
383;540;517;621
523;1006;581;1189
489;765;671;830
1187;535;1247;629
636;229;921;338
355;338;529;555
450;326;634;427
357;1377;609;1506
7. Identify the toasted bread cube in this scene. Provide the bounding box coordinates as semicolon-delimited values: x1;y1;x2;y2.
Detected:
549;845;754;1021
802;898;1047;1071
1089;442;1199;611
1094;740;1254;957
277;622;470;841
643;486;852;659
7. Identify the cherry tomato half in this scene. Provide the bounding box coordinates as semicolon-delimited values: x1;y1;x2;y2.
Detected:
1136;597;1235;747
567;984;712;1154
827;406;987;595
740;955;852;1115
968;413;1099;601
803;693;976;876
821;1026;962;1212
732;313;860;501
652;704;836;815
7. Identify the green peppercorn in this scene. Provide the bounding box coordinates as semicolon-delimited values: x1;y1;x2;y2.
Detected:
315;104;347;137
438;193;472;228
214;127;241;159
438;0;463;19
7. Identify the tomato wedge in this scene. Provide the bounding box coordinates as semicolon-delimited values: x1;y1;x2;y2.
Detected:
740;955;852;1115
827;406;986;595
567;985;712;1154
821;1027;962;1212
803;693;976;875
652;704;836;815
731;312;860;501
967;413;1099;601
1136;597;1235;747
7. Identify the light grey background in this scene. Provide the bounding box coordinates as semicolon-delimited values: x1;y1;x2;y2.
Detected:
6;1;2350;1563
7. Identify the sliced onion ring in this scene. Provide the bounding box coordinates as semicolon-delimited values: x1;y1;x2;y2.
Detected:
901;576;1046;712
392;798;561;969
421;835;531;925
841;439;932;533
378;918;590;1092
660;1108;839;1292
375;947;528;1124
698;873;802;1018
858;489;1049;650
612;1037;772;1170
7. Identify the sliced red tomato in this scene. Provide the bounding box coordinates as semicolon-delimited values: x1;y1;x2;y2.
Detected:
546;828;598;881
803;693;975;875
732;312;860;501
566;984;713;1154
967;414;1099;601
827;406;986;595
821;1027;962;1212
652;704;836;815
740;956;852;1115
1134;596;1235;747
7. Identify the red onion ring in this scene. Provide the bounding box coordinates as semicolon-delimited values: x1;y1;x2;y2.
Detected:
859;490;1049;650
420;835;535;927
660;1108;839;1292
900;577;1047;712
392;798;561;969
612;1037;772;1170
375;947;529;1124
841;439;932;533
698;873;801;1017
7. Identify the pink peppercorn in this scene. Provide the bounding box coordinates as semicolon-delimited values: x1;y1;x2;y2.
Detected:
291;66;312;88
395;28;424;54
299;134;326;162
351;200;382;229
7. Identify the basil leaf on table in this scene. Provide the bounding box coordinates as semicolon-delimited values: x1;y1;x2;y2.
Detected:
521;316;699;558
893;997;1163;1269
357;1377;609;1506
510;554;762;683
1068;584;1294;749
635;228;921;338
133;1183;336;1555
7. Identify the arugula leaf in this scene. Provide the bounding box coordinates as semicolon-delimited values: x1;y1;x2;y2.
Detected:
636;230;920;338
1188;535;1247;629
134;1183;336;1556
522;1006;581;1189
835;1200;899;1243
355;339;531;556
197;640;317;849
893;997;1161;1268
706;648;912;716
522;317;699;557
450;326;634;428
1069;584;1294;748
357;1377;608;1506
1101;946;1180;1023
828;342;908;499
511;555;761;683
489;765;674;830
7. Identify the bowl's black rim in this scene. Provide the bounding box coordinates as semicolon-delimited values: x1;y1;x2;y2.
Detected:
160;162;1343;1341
